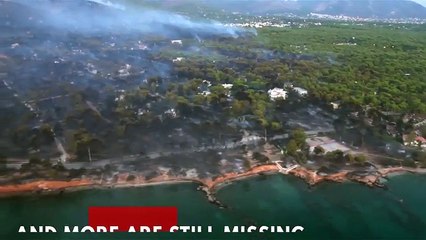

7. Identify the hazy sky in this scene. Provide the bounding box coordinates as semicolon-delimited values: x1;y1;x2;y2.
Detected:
412;0;426;6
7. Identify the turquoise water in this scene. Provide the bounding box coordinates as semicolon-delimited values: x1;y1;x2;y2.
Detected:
0;174;425;240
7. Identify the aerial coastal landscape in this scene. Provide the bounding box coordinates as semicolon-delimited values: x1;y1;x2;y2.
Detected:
0;0;426;239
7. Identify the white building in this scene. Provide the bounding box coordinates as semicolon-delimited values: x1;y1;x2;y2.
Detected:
171;40;183;45
118;64;131;77
199;90;211;96
164;108;177;118
202;80;212;87
306;136;351;154
172;57;184;62
293;87;308;96
222;83;233;89
268;88;287;101
330;102;340;110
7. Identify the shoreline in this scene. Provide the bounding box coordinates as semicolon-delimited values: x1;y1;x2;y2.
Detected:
0;179;94;198
0;164;424;199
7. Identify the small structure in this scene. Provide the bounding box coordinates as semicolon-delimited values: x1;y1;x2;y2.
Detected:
330;101;340;110
137;41;148;50
274;161;299;174
240;134;263;145
137;108;149;116
293;87;308;96
172;57;184;62
385;123;398;137
222;83;233;89
403;134;417;146
306;136;351;154
268;88;287;101
164;108;177;118
114;94;125;102
202;80;212;87
118;64;131;77
171;40;183;45
404;134;426;148
417;136;426;148
199;90;211;96
413;119;426;128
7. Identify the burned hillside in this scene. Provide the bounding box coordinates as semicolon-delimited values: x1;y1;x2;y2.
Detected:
0;0;331;170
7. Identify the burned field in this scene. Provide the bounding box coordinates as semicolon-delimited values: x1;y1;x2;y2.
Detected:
0;0;343;179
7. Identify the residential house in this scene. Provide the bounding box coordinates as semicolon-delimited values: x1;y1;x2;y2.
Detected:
171;40;183;45
268;88;287;101
306;136;351;154
330;101;340;110
172;57;184;62
416;136;426;148
293;87;308;96
403;134;426;148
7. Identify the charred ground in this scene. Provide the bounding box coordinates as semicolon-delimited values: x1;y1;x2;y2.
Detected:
1;0;425;184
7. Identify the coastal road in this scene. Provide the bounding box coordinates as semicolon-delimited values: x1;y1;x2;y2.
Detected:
4;128;335;170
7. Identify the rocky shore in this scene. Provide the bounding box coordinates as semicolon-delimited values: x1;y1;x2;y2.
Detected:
0;164;423;199
0;179;93;197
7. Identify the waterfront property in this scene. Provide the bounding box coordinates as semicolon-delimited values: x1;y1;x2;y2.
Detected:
306;136;351;154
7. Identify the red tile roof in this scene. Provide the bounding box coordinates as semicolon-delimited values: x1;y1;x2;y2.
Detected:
415;136;426;143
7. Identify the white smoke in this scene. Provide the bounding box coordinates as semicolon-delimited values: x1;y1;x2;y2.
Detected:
12;0;253;38
87;0;126;10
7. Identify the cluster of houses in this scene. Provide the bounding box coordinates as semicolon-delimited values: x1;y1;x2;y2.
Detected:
403;134;426;149
226;21;292;29
402;115;426;149
267;86;308;101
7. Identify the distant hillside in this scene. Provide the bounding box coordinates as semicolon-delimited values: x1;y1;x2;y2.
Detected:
0;0;250;38
123;0;426;19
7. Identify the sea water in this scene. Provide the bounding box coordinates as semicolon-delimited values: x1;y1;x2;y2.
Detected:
0;174;425;239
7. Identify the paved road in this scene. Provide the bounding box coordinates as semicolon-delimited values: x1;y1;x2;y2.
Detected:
25;94;70;104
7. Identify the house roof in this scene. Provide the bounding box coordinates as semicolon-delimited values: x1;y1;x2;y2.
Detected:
306;136;351;153
415;136;426;143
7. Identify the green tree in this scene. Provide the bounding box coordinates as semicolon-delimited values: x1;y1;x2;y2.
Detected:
0;154;7;172
344;153;355;162
405;131;417;144
39;124;55;144
325;150;345;162
286;140;298;157
420;125;426;138
176;96;192;116
230;100;250;116
295;151;307;164
192;94;206;105
291;128;307;149
412;151;426;166
253;152;270;163
29;156;42;165
270;121;282;131
71;129;103;161
243;159;251;169
127;175;136;181
314;146;325;155
354;154;367;163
